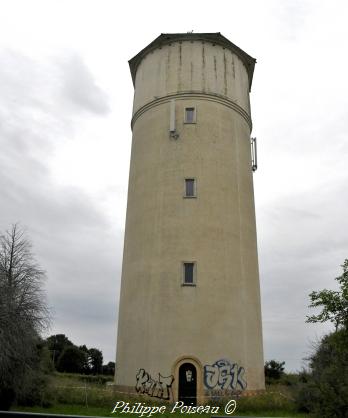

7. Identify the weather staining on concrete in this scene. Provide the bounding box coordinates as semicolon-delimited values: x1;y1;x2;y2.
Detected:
214;56;218;83
204;359;247;391
178;43;182;91
201;43;206;91
223;52;227;96
135;368;174;400
166;48;171;91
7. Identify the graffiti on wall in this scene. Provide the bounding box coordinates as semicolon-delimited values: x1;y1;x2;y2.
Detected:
204;359;247;391
135;368;174;400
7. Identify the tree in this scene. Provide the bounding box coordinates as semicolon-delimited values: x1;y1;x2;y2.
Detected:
0;224;50;409
88;348;103;375
264;360;285;380
296;260;348;417
46;334;73;368
57;346;87;373
306;259;348;331
78;344;90;374
296;330;348;417
46;335;105;375
102;361;115;375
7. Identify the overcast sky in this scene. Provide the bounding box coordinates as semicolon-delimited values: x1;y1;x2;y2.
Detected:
1;0;347;372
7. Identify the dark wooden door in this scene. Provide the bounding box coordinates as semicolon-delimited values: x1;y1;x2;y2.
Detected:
178;363;197;405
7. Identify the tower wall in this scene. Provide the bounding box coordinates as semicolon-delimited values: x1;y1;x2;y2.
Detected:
116;36;264;401
132;40;251;115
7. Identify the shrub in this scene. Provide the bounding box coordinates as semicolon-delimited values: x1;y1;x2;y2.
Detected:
265;360;285;384
295;330;348;417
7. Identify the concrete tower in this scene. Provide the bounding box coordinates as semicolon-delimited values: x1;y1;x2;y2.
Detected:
115;33;264;404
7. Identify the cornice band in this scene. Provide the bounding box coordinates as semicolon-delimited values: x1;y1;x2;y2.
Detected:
131;92;252;131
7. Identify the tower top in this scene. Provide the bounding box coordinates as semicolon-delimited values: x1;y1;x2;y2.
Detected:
129;32;256;90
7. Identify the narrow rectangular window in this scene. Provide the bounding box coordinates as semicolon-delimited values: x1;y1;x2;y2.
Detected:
185;178;195;197
183;262;195;285
185;107;196;123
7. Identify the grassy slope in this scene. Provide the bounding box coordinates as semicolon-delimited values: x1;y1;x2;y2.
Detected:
11;373;310;418
12;405;310;418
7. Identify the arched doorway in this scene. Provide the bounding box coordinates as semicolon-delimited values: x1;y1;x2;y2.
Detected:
178;362;197;405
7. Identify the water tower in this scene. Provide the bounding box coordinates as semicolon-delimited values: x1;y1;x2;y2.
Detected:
115;33;264;404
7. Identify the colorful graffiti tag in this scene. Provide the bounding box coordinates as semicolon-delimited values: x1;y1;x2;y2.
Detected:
204;359;247;391
135;368;174;400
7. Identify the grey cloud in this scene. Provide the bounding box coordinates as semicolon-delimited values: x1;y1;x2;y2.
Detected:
257;177;348;371
54;318;117;363
0;48;119;363
0;49;74;156
0;167;122;362
0;48;110;155
60;53;110;115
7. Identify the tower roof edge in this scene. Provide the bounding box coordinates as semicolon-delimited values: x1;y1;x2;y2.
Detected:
128;33;256;90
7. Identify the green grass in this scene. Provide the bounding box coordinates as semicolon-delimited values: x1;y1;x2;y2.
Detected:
12;404;310;418
13;404;114;417
12;404;311;418
11;373;311;418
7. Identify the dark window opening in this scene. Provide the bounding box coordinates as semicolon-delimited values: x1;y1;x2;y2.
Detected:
185;107;195;123
185;179;195;197
183;262;195;285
